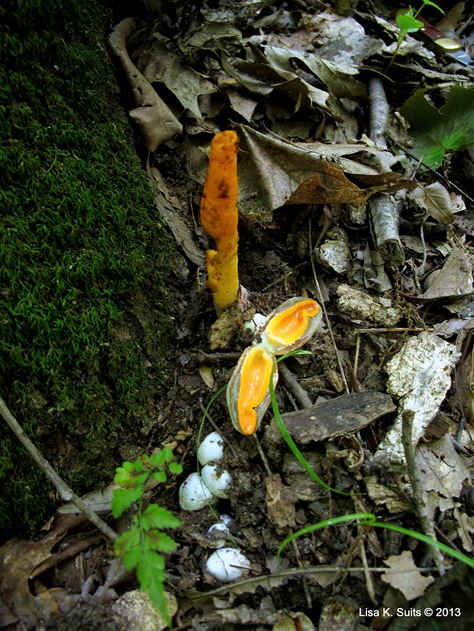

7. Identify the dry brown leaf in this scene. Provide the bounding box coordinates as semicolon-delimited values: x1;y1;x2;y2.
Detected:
381;550;434;600
286;161;414;206
0;529;68;627
422;247;473;300
109;19;183;151
265;474;296;533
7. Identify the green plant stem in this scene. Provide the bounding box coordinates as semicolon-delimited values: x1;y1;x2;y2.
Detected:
360;520;474;570
277;513;374;557
269;375;348;496
276;508;474;571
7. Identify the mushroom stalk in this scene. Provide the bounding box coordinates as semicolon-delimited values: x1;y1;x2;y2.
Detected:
200;130;240;312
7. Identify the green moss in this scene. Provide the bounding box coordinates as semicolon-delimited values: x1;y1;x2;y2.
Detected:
0;0;179;539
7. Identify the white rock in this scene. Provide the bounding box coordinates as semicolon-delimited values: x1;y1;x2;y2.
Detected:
197;432;225;465
201;464;231;499
206;548;251;582
179;472;214;511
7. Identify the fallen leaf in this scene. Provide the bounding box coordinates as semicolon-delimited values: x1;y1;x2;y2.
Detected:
109;19;183;151
364;476;412;513
422;247;473;300
237;125;406;214
261;45;367;100
416;434;470;521
381;550;434;600
0;529;68;627
409;183;454;223
265;474;296;533
286;162;414;206
138;35;215;121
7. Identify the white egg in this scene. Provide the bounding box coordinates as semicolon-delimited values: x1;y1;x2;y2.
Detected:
206;548;251;582
178;472;214;511
207;521;230;548
219;514;232;525
252;312;267;331
197;431;225;465
201;464;231;499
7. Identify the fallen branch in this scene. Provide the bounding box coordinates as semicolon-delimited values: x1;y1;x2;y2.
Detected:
368;78;405;267
0;396;117;542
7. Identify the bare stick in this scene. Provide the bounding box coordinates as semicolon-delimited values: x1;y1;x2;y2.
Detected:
367;78;405;267
0;396;117;542
279;363;313;409
369;194;405;267
308;219;350;394
369;78;389;149
401;409;445;575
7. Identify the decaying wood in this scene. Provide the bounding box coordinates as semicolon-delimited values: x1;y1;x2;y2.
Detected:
264;391;396;445
369;194;406;267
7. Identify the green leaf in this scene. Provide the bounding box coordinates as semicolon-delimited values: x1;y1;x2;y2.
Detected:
420;0;444;14
136;552;166;592
269;375;348;496
141;504;181;529
151;470;167;484
114;461;149;488
396;13;423;34
111;486;143;518
168;462;183;475
123;543;143;571
114;527;141;559
277;513;375;557
401;86;474;168
145;530;178;553
148;447;172;468
136;555;170;625
114;461;136;487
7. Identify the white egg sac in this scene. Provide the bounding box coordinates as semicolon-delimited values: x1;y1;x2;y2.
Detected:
201;464;231;499
197;431;225;465
207;521;230;548
206;548;251;582
178;472;214;511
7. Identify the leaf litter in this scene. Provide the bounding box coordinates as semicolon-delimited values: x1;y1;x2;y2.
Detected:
2;0;474;629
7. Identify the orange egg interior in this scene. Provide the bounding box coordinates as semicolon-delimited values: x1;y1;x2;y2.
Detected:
237;346;274;435
266;299;320;346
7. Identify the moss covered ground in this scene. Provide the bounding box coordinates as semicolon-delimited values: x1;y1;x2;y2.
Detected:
0;0;179;539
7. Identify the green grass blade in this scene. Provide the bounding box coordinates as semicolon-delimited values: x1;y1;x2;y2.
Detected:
277;513;375;557
360;519;474;570
269;374;349;496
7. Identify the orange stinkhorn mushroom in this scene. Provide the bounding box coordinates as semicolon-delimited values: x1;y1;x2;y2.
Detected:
261;297;322;355
227;345;278;435
227;297;322;435
200;130;240;312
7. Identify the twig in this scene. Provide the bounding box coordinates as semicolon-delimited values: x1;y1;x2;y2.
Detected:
291;539;312;610
369;78;389;149
367;78;405;267
369;195;405;267
0;396;117;542
401;409;445;575
253;434;272;476
308;219;350;394
279;363;313;409
358;536;377;603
